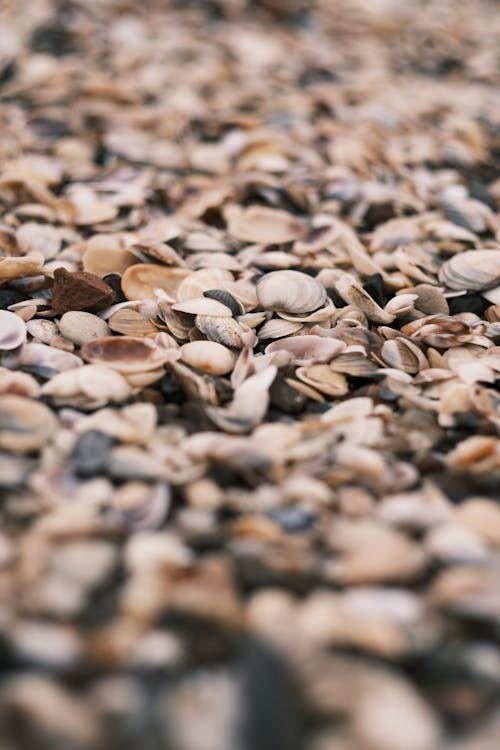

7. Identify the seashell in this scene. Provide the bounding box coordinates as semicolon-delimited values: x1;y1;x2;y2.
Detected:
184;231;226;253
157;304;192;340
58;311;110;346
252;250;301;269
237;312;267;329
81;336;172;373
276;299;336;323
285;377;324;402
16;222;61;259
258;318;304;340
481;286;500;305
176;268;233;302
108;308;157;337
0;395;56;452
409;284;449;315
0;367;41;398
26;318;57;344
196;315;249;349
180;341;236;375
113;481;170;531
187;252;242;272
296;365;348;397
17;342;83;373
384;294;418;318
203;289;242;316
41;365;132;405
222;279;258;311
0;310;27;350
121;264;190;301
438;250;500;291
206;365;277;433
133;241;183;267
294;222;341;255
334;273;395;324
82;234;137;277
172;297;232;317
381;338;428;374
329;351;378;376
265;335;345;366
257;270;326;314
0;253;44;284
225;204;306;244
124;367;167;388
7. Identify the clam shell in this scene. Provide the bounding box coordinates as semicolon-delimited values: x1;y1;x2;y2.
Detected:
438;250;500;291
296;365;348;396
108;308;157;337
381;338;428;374
82;235;137;276
41;365;132;404
0;311;27;350
334;273;395;324
58;311;111;346
180;341;236;375
26;318;58;345
18;343;83;372
226;204;306;244
257;270;326;314
265;335;345;365
121;264;190;301
0;395;56;452
81;336;172;373
196;315;249;349
176;268;233;302
258;318;304;340
0;253;44;284
172;297;233;317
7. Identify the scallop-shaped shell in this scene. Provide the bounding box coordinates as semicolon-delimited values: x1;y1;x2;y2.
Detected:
121;264;190;301
265;335;345;366
180;341;236;375
257;270;327;314
226;205;306;244
81;336;172;373
0;311;27;350
82;235;137;276
0;395;56;452
438;250;500;291
176;268;233;302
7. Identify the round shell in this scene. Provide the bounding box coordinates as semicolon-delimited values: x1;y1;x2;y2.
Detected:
81;336;172;373
0;310;27;350
256;270;327;314
121;264;190;301
438;250;500;292
82;235;137;277
180;341;236;375
0;395;57;452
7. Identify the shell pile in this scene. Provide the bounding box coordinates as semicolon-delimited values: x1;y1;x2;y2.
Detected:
0;1;500;749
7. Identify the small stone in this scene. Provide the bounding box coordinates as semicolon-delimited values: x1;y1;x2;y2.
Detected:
71;430;115;477
59;311;110;346
51;268;116;315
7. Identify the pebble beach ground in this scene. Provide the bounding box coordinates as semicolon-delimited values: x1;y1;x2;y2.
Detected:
1;1;500;748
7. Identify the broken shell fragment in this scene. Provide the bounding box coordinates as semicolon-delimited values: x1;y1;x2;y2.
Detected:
195;315;249;349
0;253;44;284
257;270;327;314
82;235;137;277
121;264;189;301
81;336;172;373
334;273;395;324
381;338;428;374
0;395;56;452
180;341;236;375
438;250;500;291
0;311;27;350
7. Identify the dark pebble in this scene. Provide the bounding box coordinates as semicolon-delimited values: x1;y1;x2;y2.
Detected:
29;24;79;57
71;430;115;478
0;289;25;309
363;272;386;307
269;376;307;414
51;268;116;314
448;294;489;317
267;507;316;532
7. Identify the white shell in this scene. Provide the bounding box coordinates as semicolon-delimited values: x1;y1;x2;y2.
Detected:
439;250;500;291
180;341;236;375
172;297;233;317
257;270;327;314
0;310;27;350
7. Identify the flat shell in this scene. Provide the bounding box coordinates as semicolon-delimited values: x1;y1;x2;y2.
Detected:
0;395;57;452
121;264;190;301
257;270;327;314
0;310;27;350
81;336;172;373
226;204;306;244
180;341;236;375
439;250;500;291
265;335;345;365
